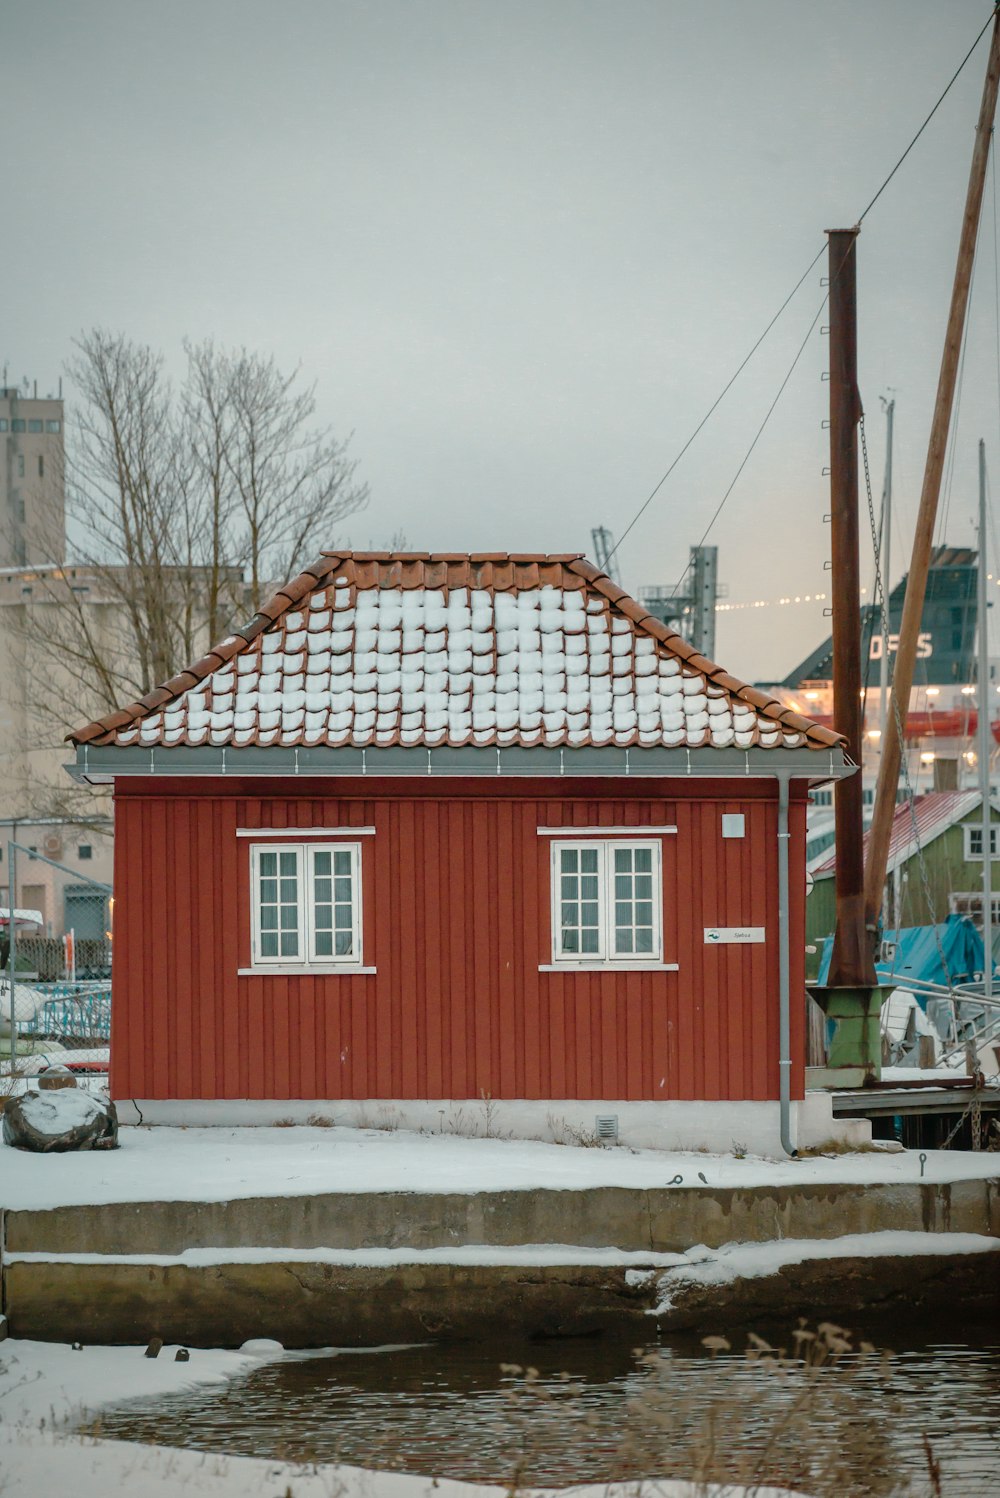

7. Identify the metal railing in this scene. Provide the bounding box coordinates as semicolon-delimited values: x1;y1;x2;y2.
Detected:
3;839;112;1076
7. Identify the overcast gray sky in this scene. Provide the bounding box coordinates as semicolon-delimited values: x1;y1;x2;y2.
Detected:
5;0;1000;681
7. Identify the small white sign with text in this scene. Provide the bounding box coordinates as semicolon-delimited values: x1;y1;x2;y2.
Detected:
704;927;765;945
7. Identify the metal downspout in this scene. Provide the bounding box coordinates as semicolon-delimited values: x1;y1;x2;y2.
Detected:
777;773;796;1156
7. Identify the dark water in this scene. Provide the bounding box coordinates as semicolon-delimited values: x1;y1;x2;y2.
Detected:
90;1312;999;1497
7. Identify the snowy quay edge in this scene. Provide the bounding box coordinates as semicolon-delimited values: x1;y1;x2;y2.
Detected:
2;1173;998;1345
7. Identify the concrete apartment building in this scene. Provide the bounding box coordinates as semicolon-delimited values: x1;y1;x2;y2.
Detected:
1;383;66;567
0;384;114;933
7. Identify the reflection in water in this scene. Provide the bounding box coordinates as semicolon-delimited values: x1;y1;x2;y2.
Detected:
89;1314;1000;1497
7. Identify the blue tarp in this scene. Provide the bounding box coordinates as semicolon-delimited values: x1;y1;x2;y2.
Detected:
817;913;995;991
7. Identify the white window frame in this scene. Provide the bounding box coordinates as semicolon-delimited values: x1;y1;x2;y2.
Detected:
964;824;999;861
248;840;365;973
949;891;1000;927
547;838;675;971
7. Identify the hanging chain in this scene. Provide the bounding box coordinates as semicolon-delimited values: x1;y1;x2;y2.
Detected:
859;412;954;998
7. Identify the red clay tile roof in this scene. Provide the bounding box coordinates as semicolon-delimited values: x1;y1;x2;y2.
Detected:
68;552;845;753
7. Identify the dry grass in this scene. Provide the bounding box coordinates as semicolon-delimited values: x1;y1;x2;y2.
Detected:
497;1321;945;1498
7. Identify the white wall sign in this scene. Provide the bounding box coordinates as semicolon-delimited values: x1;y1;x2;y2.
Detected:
704;927;766;945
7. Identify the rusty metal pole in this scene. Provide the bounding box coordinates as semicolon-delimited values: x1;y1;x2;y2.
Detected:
864;13;1000;936
826;228;876;989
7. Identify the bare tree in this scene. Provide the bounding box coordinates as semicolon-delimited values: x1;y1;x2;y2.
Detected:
3;330;369;820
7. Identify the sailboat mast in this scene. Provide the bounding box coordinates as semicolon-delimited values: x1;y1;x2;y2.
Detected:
977;440;993;1000
878;398;894;747
864;14;1000;938
825;226;875;989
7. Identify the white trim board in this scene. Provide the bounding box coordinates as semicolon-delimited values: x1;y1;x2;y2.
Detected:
237;827;376;838
238;966;377;977
538;963;679;973
536;825;677;836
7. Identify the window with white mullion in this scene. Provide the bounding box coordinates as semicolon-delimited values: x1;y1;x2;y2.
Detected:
251;840;363;969
552;839;662;965
557;844;605;958
254;845;305;963
308;845;359;961
611;844;657;956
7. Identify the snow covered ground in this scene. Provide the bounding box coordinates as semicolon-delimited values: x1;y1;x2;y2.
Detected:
3;1122;998;1213
0;1338;808;1498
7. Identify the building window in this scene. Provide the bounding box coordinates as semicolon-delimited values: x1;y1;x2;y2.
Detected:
950;891;1000;927
45;419;60;433
17;455;24;477
0;419;8;431
38;455;44;478
550;840;662;964
11;419;25;432
78;845;93;861
812;788;833;807
964;825;998;860
27;418;43;433
250;842;362;968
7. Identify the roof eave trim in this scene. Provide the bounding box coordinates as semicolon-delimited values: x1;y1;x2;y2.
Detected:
69;743;855;785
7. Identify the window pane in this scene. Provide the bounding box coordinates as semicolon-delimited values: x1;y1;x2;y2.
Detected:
257;848;299;962
611;844;657;959
557;845;602;957
313;845;355;963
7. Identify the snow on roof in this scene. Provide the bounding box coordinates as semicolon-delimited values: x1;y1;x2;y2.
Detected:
811;789;998;879
68;553;844;754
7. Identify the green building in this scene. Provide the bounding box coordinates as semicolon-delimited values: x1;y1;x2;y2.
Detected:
807;790;1000;977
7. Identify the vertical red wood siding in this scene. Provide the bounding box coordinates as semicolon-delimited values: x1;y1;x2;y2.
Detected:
110;777;810;1103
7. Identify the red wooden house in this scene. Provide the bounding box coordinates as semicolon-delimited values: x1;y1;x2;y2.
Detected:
68;552;855;1152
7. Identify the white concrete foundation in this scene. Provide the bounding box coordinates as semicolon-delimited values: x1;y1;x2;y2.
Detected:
117;1093;870;1155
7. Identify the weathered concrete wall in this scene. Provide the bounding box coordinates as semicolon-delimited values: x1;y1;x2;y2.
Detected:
6;1249;998;1346
4;1260;653;1345
654;1248;1000;1330
5;1177;999;1257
